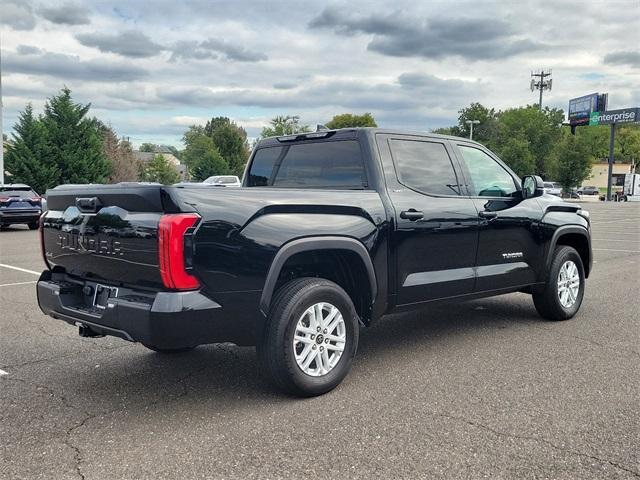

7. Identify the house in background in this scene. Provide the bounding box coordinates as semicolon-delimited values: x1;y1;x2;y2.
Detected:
133;149;188;181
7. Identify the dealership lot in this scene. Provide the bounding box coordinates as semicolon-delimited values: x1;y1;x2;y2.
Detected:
1;202;638;479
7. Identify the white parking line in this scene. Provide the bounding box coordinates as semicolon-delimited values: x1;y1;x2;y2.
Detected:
593;238;640;242
593;218;640;225
0;369;8;376
0;281;37;287
593;248;640;253
0;264;41;276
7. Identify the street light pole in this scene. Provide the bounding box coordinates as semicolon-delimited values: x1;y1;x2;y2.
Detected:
465;120;480;140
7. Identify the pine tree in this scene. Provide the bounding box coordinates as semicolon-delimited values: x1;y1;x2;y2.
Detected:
5;104;60;194
40;87;110;184
140;154;180;184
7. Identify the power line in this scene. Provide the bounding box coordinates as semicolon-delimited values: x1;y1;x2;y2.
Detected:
530;69;552;110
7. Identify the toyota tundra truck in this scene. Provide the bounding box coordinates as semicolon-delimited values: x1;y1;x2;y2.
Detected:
37;128;592;396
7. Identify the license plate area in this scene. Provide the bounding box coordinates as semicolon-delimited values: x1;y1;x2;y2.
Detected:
93;284;118;309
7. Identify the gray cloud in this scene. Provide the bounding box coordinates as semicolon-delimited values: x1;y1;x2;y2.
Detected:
75;30;164;58
156;72;478;112
309;7;543;60
603;51;640;69
39;2;91;25
16;44;42;55
2;0;36;30
3;49;148;81
170;38;267;62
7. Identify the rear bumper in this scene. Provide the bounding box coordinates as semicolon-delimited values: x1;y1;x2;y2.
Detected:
0;210;40;224
37;270;259;348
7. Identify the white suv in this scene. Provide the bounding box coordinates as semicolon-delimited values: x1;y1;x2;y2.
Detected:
203;175;241;187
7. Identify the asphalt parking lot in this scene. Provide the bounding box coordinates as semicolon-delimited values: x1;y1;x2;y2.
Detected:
1;201;639;479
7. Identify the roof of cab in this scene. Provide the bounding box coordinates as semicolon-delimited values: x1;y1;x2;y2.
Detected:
256;127;483;148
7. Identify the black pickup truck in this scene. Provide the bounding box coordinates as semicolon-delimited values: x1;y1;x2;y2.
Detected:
37;128;592;396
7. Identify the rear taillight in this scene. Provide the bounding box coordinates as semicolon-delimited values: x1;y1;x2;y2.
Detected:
158;213;200;290
39;213;51;270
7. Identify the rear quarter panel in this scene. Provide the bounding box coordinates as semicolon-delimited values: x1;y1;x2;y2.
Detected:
167;186;389;301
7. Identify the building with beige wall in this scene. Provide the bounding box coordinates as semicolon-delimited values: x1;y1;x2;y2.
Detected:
584;162;635;189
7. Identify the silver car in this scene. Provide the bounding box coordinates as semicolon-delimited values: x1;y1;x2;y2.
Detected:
543;182;562;196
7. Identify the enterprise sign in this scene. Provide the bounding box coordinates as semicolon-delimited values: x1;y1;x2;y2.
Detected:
589;108;640;126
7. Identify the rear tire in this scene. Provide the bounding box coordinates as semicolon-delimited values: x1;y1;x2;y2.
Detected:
258;277;359;397
533;246;585;321
28;222;38;230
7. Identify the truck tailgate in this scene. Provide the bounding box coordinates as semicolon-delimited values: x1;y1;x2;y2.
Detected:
42;184;177;289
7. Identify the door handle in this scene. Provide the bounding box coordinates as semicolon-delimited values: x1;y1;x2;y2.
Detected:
400;209;424;221
478;211;498;219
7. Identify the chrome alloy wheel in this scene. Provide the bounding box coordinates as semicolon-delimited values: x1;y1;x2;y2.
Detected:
293;302;346;377
557;260;580;308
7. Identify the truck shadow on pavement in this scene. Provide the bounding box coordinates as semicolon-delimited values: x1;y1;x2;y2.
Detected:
48;293;546;414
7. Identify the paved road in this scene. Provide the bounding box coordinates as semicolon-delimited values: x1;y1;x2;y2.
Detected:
1;202;639;479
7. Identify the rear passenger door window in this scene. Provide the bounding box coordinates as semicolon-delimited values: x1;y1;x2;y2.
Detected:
388;139;461;196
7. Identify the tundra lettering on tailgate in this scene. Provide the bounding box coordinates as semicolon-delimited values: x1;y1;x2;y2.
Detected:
57;232;123;256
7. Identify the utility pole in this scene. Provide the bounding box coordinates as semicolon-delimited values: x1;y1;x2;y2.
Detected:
530;69;552;110
465;120;480;140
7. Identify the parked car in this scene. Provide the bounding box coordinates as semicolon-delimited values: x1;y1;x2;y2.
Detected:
543;182;562;196
0;184;43;230
203;175;241;187
37;129;592;396
578;186;599;195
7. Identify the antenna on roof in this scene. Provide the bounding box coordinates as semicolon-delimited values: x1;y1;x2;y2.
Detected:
316;124;329;132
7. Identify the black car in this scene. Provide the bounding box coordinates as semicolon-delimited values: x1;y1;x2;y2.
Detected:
0;184;43;230
37;128;592;396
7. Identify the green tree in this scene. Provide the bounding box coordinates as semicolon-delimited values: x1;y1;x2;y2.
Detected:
140;154;180;184
455;103;499;143
260;115;310;138
325;113;377;129
496;136;536;178
494;106;564;178
191;149;229;181
40;87;110;185
5;104;59;193
431;126;456;136
139;143;157;152
182;127;231;179
555;134;592;193
573;125;610;162
204;117;250;176
615;126;640;164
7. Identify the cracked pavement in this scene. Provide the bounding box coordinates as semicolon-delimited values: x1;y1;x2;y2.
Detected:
1;202;639;479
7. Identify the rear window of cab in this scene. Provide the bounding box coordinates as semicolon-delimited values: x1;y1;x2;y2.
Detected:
247;140;367;189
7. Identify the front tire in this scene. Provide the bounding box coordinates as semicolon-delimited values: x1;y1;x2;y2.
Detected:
258;277;359;397
533;246;585;321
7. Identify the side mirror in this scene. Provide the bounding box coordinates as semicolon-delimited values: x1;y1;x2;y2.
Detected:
522;175;544;199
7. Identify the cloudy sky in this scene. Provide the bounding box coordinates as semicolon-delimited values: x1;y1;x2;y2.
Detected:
1;0;639;147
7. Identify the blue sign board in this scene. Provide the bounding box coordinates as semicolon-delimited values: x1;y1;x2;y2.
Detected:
569;93;598;125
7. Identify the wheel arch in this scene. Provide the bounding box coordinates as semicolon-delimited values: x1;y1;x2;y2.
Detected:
546;226;592;279
259;236;378;324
